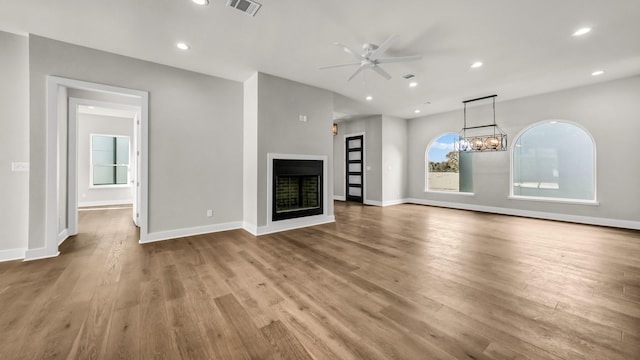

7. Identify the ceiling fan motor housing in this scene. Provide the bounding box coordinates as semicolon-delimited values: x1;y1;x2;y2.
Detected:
363;43;378;54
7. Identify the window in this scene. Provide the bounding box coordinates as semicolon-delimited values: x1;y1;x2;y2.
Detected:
512;121;595;202
426;133;473;193
91;134;130;186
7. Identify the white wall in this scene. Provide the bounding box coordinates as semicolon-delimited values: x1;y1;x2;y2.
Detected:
382;115;408;204
77;113;134;207
407;75;640;226
28;35;244;249
0;31;29;260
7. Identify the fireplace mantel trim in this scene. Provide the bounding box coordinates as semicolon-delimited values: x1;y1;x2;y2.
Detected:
258;153;334;235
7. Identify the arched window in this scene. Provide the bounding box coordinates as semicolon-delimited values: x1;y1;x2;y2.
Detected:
426;133;473;193
511;121;595;202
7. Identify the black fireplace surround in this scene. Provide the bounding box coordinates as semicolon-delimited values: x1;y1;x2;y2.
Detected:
272;159;323;221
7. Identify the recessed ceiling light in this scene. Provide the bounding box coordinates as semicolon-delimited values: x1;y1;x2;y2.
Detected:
366;96;373;101
176;42;190;50
471;61;483;68
409;82;418;88
414;109;421;114
192;0;209;5
573;27;591;37
592;70;604;76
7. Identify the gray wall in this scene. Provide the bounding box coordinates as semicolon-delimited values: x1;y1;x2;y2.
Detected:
255;73;334;227
408;75;640;222
333;115;383;204
29;35;243;249
243;73;258;228
0;31;29;254
77;113;134;206
382;115;408;203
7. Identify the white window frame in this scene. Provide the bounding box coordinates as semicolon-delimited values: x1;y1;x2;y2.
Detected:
425;132;474;195
509;120;598;205
89;133;131;189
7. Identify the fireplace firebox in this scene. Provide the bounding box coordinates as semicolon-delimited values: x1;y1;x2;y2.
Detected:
272;159;323;221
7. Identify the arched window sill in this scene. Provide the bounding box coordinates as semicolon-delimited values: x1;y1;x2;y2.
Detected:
508;195;599;206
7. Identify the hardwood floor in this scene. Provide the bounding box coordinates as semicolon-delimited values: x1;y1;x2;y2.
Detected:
1;202;639;359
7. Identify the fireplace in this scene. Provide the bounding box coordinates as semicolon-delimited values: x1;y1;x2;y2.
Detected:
272;159;323;221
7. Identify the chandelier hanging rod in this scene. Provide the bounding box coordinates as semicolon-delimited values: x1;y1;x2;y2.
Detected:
462;94;497;104
462;124;500;130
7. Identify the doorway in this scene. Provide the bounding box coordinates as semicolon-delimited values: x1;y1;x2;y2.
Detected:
69;97;141;229
345;135;364;203
41;76;149;260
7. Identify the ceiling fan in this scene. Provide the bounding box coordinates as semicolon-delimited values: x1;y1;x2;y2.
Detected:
319;35;422;81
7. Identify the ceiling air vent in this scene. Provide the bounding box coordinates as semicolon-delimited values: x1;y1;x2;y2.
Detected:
226;0;262;16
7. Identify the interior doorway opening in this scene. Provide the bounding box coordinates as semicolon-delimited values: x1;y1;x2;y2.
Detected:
69;97;141;232
39;76;149;260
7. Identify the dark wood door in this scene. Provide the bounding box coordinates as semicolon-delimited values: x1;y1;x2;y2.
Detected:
346;135;364;203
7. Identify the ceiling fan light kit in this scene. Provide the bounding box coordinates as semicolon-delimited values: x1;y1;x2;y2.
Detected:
319;35;422;81
454;95;507;153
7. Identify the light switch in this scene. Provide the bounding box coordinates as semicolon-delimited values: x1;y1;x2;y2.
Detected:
11;162;29;172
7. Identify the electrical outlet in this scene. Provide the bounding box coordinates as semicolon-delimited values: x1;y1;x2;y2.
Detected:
206;209;213;217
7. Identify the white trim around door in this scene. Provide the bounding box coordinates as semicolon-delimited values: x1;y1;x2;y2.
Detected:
29;76;149;261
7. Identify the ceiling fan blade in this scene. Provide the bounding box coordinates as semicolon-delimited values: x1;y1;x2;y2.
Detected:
347;65;366;81
372;65;392;80
319;62;362;69
376;55;423;64
369;34;398;60
334;42;363;61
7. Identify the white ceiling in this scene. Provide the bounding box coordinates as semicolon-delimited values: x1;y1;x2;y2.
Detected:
1;0;639;119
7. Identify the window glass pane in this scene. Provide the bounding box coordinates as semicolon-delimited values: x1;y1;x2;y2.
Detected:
348;139;361;148
513;121;594;200
115;166;128;185
93;165;114;185
93;150;114;165
348;187;361;197
91;135;130;186
92;135;115;165
348;163;361;172
427;133;472;192
348;175;361;185
116;137;129;165
348;151;361;161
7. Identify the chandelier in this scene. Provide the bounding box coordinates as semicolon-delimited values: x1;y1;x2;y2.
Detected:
454;94;507;152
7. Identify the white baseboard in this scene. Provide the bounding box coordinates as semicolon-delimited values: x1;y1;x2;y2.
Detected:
334;197;405;207
58;229;69;246
0;248;26;262
406;198;640;230
78;199;133;208
140;221;243;244
242;222;258;236
24;247;60;261
254;215;336;236
381;199;409;207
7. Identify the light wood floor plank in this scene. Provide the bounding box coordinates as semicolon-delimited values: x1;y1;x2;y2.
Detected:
1;202;639;359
